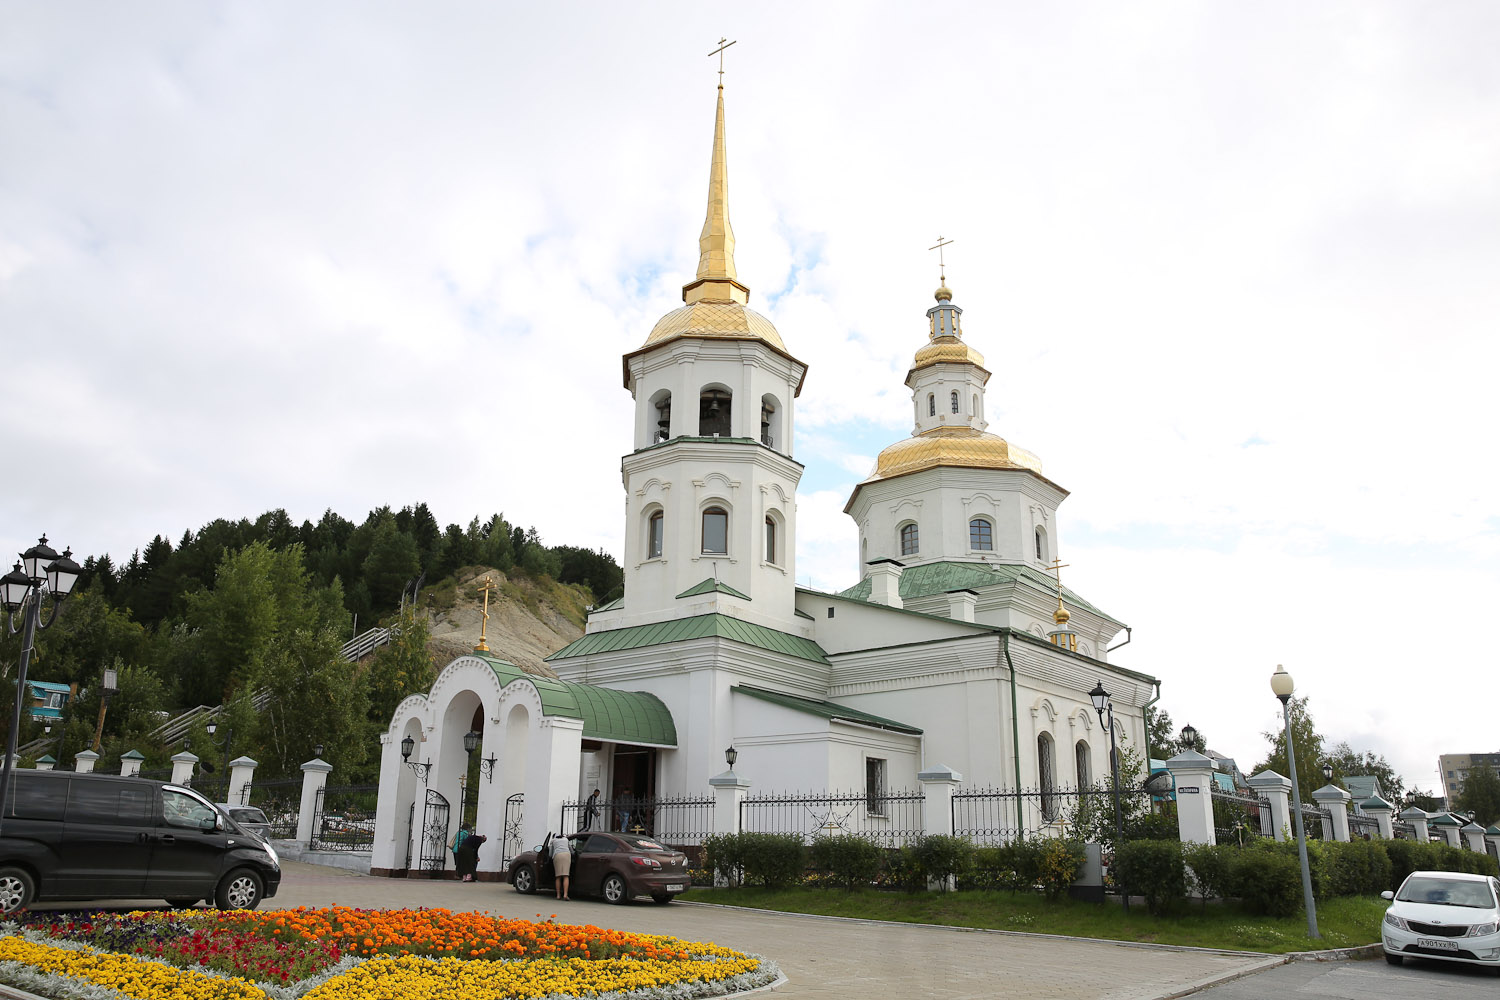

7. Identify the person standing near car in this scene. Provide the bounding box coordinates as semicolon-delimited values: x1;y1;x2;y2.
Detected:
550;833;572;900
455;831;486;882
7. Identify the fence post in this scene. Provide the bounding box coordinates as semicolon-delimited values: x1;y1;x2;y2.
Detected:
35;755;56;771
73;750;99;774
1431;814;1462;847
1461;822;1487;853
1247;771;1292;842
1361;796;1394;839
1165;750;1216;845
1400;807;1430;842
120;750;144;777
918;765;962;838
170;750;199;786
297;754;333;847
1311;784;1351;841
227;757;259;805
708;768;750;836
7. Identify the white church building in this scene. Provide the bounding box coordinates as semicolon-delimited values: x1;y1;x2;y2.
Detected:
370;80;1159;878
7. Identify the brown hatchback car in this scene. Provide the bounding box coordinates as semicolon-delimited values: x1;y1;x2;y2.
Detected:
507;832;690;904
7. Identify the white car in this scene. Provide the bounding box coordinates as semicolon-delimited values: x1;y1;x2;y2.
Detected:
1381;870;1500;973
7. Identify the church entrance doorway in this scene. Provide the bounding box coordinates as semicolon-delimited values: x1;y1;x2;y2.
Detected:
609;744;657;834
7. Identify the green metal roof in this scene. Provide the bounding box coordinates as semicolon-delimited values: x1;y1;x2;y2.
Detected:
676;578;751;601
471;653;676;747
1344;775;1382;800
1488;825;1500;836
733;685;922;735
1430;813;1461;826
547;614;829;665
836;560;1121;624
591;596;623;613
1360;795;1392;810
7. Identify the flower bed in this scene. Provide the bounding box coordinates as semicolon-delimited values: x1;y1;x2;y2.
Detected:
1;907;776;1000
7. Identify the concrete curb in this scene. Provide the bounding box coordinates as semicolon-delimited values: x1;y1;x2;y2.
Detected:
1287;943;1384;962
0;983;51;1000
1148;956;1287;1000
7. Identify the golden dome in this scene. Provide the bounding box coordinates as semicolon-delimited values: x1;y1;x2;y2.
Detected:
868;426;1043;482
641;299;786;352
1053;604;1071;625
911;335;986;375
935;284;952;301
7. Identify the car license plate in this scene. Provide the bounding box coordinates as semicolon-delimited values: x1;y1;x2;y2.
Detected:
1418;938;1458;951
665;883;684;892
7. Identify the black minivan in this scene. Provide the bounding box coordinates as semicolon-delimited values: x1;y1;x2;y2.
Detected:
0;769;281;914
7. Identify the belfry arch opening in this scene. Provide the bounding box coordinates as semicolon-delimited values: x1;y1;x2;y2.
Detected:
699;387;732;437
651;389;672;443
760;394;781;449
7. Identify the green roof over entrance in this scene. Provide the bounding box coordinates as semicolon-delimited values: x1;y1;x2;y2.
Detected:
837;560;1120;624
733;685;922;735
471;653;676;747
546;614;829;665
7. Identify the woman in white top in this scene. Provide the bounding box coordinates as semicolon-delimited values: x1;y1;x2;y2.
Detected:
550;833;572;900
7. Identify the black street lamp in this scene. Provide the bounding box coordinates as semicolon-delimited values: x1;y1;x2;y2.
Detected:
400;735;432;782
91;666;119;753
1271;664;1319;940
724;745;738;769
1088;680;1127;912
1;537;81;827
1178;723;1198;751
1321;761;1334;784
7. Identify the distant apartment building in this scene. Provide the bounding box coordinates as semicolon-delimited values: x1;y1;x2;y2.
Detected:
1439;751;1500;806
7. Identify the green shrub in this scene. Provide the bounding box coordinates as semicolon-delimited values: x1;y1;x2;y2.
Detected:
1036;838;1087;899
993;838;1043;892
808;834;883;890
702;832;805;888
910;835;975;887
1382;838;1430;889
1113;840;1186;915
882;845;928;893
1231;849;1302;916
1317;840;1392;898
701;832;744;885
1183;843;1237;903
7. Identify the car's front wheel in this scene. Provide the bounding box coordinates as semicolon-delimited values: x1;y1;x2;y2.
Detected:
214;868;264;910
0;867;35;915
511;864;536;894
602;873;628;905
1383;952;1402;966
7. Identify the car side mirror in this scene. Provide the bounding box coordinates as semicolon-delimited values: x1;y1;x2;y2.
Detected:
1380;890;1394;900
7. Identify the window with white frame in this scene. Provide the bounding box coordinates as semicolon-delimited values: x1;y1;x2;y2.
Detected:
950;391;959;414
900;522;919;557
647;511;664;559
969;517;993;551
702;507;728;555
764;516;777;564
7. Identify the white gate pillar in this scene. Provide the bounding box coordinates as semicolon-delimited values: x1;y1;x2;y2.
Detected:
1432;815;1462;847
1166;750;1217;845
72;750;99;774
120;749;144;777
1361;797;1394;839
297;754;333;846
918;765;962;838
1248;771;1293;842
170;750;199;787
709;769;750;836
522;716;584;862
1312;785;1352;841
227;757;258;805
1400;807;1430;842
1462;822;1487;853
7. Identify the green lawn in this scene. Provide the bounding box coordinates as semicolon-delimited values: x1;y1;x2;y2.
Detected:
677;887;1386;954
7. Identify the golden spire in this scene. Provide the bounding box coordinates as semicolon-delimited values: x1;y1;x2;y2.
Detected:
684;40;749;306
474;579;496;653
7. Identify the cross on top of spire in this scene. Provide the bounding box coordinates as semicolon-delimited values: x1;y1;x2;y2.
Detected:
709;37;737;89
929;236;954;282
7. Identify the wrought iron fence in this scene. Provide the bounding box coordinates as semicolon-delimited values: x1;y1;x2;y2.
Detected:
311;784;379;851
1393;819;1416;840
1210;788;1271;845
952;785;1153;844
558;795;714;845
740;789;924;847
1298;803;1330;840
246;777;303;838
1348;813;1379;840
140;767;173;782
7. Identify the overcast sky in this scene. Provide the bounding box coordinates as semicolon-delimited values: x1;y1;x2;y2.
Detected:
3;2;1496;797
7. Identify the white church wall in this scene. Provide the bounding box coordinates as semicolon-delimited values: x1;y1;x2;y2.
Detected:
798;592;984;655
727;693;920;794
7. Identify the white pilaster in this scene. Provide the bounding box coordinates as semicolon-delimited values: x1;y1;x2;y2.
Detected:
1248;770;1293;842
1166;750;1216;846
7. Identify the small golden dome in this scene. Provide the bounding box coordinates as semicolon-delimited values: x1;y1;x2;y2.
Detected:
911;335;986;374
868;426;1043;482
935;284;952;301
1053;605;1071;625
642;299;786;352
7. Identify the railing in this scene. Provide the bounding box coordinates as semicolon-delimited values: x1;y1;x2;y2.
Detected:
1393;819;1417;840
311;784;379;851
1298;803;1330;840
740;789;924;847
1210;788;1271;845
246;777;303;838
1348;813;1379;840
952;785;1153;844
558;795;714;845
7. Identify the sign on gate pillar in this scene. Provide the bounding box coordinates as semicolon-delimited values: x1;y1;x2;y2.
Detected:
1165;750;1217;845
1311;785;1352;841
228;757;259;806
297;754;333;846
918;765;962;839
73;750;99;774
170;750;199;787
1400;807;1430;842
1247;771;1293;842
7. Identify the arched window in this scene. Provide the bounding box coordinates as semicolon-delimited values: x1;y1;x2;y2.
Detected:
927;394;935;417
899;522;919;557
654;393;672;442
1038;734;1057;820
950;391;959;414
702;507;728;555
1035;527;1047;563
760;400;775;448
699;389;732;437
972;393;979;419
647;511;664;560
1075;740;1091;788
969;517;993;551
764;516;777;564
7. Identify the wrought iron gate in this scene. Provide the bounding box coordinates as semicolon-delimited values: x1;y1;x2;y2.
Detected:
501;793;525;872
403;801;414;871
418;789;451;871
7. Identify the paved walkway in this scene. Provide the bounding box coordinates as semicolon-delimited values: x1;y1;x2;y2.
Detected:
264;862;1282;999
1189;955;1498;997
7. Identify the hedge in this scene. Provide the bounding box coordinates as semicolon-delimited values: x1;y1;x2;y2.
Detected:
702;832;805;888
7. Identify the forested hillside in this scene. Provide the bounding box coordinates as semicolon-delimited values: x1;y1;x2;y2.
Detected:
0;505;621;785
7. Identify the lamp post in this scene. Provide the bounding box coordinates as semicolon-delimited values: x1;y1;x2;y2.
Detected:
1271;663;1319;939
400;735;432;782
206;721;234;801
1088;680;1127;912
1;537;81;828
1321;761;1334;784
724;745;738;769
91;666;119;753
462;730;481;822
1178;723;1198;752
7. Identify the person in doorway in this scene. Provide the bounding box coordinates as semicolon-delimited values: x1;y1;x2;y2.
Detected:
550;832;572;900
449;823;472;877
456;830;486;882
580;788;601;832
616;788;634;832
